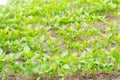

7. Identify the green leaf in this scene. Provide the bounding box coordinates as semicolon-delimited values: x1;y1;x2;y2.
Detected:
61;51;68;58
63;64;70;70
80;51;86;58
23;45;30;52
14;53;22;59
0;48;3;56
40;35;45;42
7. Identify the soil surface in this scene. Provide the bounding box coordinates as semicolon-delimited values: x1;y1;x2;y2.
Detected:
65;71;120;80
1;71;120;80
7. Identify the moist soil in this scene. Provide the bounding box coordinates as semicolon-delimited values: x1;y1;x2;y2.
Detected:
65;71;120;80
2;71;120;80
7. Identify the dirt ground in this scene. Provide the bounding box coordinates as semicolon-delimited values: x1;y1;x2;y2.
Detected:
65;71;120;80
1;71;120;80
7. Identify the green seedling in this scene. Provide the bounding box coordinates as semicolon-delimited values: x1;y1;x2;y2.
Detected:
0;0;120;79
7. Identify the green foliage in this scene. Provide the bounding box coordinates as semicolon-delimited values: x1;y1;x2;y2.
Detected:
0;0;120;79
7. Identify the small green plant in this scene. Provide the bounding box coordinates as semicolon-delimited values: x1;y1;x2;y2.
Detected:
0;0;120;79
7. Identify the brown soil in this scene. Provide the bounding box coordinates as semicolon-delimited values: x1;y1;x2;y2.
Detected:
65;71;120;80
1;71;120;80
